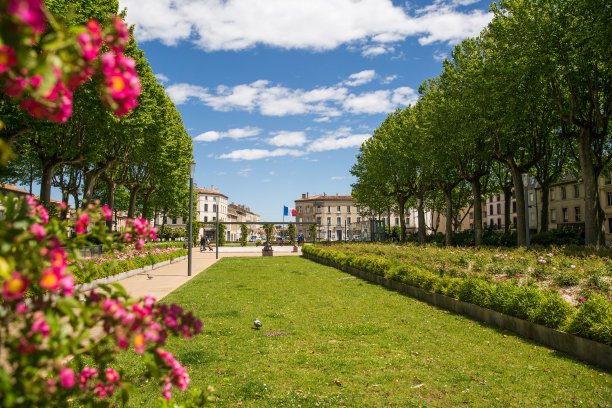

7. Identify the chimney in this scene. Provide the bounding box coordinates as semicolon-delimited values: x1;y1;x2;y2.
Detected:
210;185;214;191
307;192;309;198
323;192;326;197
302;194;306;199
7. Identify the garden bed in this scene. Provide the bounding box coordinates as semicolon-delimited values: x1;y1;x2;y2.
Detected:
302;244;612;346
71;246;188;284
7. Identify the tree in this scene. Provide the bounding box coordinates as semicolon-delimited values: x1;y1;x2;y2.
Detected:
288;222;296;246
240;223;248;246
488;0;612;246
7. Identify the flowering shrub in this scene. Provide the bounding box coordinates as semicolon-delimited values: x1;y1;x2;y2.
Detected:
0;195;212;407
303;244;612;345
0;0;140;123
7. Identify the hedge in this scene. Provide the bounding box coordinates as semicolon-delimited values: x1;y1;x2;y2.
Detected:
302;245;611;345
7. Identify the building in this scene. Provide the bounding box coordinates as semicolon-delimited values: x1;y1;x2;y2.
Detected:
196;185;228;240
1;184;68;218
294;193;356;241
227;203;260;241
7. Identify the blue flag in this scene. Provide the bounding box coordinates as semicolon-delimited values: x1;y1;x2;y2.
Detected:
283;206;288;216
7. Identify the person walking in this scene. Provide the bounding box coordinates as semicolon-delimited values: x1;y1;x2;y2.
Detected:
200;235;205;252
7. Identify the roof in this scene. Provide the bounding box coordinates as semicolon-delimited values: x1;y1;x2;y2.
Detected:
295;195;353;202
1;184;64;205
196;188;228;198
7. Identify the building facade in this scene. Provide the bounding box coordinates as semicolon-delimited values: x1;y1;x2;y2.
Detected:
227;203;261;241
294;193;357;241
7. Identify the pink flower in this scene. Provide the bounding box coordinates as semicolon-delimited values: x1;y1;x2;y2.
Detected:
40;268;60;291
60;201;67;208
133;333;145;353
163;381;172;401
59;368;76;388
60;275;75;296
2;271;29;300
76;211;90;234
4;76;27;97
100;52;140;117
79;367;97;389
37;205;49;224
93;382;107;398
135;237;145;250
580;297;586;303
16;301;28;314
8;0;46;34
30;223;46;241
164;312;178;328
105;367;120;383
144;294;156;309
77;32;100;62
149;227;157;240
0;45;17;73
31;313;50;337
49;248;67;270
101;205;112;220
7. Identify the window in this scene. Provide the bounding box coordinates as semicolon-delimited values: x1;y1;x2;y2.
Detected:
337;217;341;225
347;206;351;213
530;211;536;225
513;217;517;225
356;217;361;223
347;217;351;224
561;186;567;199
327;206;331;213
212;217;216;221
337;206;341;213
317;205;321;213
469;212;474;219
512;201;517;213
205;196;208;201
395;217;399;226
317;217;321;224
574;185;579;198
356;206;360;213
609;218;612;232
607;192;612;206
497;203;501;214
529;192;534;204
550;188;555;200
497;218;501;228
497;194;500;202
489;204;494;215
298;206;302;214
575;207;581;222
406;217;410;226
562;208;568;222
490;219;494;226
204;204;208;211
551;209;556;223
172;218;176;224
327;217;331;225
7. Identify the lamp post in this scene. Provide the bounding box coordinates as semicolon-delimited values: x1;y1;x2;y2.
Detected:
215;197;219;260
187;161;196;276
522;173;530;250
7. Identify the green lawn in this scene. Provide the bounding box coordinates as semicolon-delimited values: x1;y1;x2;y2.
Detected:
118;257;611;407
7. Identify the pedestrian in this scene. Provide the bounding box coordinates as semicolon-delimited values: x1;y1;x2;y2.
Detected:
200;235;205;252
206;237;213;251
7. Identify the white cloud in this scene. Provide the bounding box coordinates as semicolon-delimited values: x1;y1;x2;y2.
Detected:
120;0;492;53
308;127;370;152
237;168;252;176
433;51;447;61
267;131;308;147
169;79;416;117
193;126;261;142
382;75;398;84
219;148;305;161
269;171;276;175
155;73;169;83
344;70;376;87
331;176;346;180
262;179;272;183
313;117;331;123
361;45;394;57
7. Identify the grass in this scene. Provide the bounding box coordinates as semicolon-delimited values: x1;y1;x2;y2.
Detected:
116;257;611;407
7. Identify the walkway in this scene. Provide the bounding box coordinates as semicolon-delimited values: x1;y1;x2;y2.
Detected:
118;246;303;300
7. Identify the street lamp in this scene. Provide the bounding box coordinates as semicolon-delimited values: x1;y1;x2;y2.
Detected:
521;173;530;250
187;161;196;277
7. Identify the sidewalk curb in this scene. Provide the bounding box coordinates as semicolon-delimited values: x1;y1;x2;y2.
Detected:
75;255;187;293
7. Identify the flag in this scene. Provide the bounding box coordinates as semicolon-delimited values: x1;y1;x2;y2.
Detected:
291;209;297;216
283;206;288;216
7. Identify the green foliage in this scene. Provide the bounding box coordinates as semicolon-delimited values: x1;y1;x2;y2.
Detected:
240;224;248;247
565;294;612;345
287;223;296;246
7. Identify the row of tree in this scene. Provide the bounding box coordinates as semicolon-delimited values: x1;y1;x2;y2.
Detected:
352;0;610;247
0;0;193;228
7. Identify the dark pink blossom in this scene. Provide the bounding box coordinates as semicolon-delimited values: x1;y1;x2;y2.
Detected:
2;271;29;300
30;223;46;241
59;368;76;388
0;44;17;73
8;0;46;34
101;205;112;220
76;211;90;234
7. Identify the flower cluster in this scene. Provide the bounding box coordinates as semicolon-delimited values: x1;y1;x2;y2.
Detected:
157;348;190;400
0;194;204;406
0;0;140;123
124;217;157;250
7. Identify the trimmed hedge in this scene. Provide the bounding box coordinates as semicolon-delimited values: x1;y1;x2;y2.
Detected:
72;248;188;284
302;245;611;345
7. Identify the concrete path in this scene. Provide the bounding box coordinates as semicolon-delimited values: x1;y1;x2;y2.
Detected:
118;246;303;300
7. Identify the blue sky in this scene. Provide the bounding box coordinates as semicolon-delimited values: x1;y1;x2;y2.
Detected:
117;0;492;221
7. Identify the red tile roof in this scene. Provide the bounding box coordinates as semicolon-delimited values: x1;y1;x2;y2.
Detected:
295;195;353;202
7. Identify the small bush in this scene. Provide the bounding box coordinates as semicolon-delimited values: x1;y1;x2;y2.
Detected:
553;269;581;287
564;294;612;345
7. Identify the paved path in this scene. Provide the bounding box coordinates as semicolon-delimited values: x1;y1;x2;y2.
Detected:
119;246;303;300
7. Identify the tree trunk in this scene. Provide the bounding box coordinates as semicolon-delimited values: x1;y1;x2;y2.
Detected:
141;187;154;220
106;178;116;231
60;189;69;220
417;196;425;244
509;164;527;247
398;197;406;242
540;185;549;232
127;186;140;219
576;131;600;246
39;162;58;204
81;166;111;208
444;189;453;246
502;186;512;234
470;178;483;246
